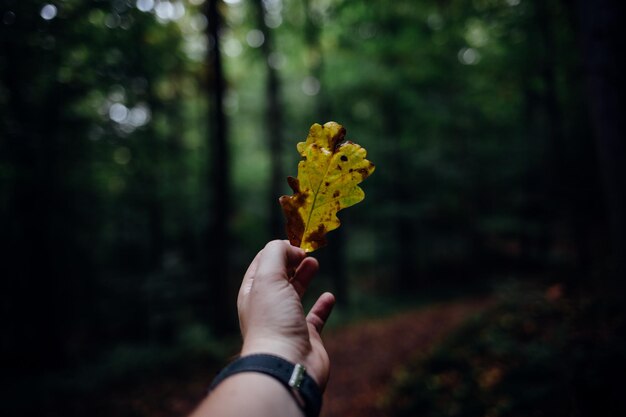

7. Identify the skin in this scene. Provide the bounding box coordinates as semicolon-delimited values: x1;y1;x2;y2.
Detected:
190;240;336;417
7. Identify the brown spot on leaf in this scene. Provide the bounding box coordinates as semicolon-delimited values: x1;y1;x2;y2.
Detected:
328;125;346;150
306;223;327;251
333;190;340;198
340;155;348;162
356;164;374;180
279;195;305;247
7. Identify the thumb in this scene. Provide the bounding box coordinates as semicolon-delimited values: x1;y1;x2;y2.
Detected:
306;292;336;335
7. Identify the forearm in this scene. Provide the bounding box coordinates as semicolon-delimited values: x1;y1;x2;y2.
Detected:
190;372;305;417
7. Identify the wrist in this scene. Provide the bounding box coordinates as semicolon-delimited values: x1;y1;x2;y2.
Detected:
201;373;304;417
241;337;325;387
241;337;309;366
209;354;322;417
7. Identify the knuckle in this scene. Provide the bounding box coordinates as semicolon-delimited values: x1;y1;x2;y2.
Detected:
265;239;286;251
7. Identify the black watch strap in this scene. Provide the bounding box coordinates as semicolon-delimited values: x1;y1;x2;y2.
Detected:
209;353;322;417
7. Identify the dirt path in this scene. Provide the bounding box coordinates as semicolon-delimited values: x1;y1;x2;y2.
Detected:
321;297;492;417
113;297;491;417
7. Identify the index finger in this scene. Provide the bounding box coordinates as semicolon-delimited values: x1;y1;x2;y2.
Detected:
255;240;306;281
239;249;263;298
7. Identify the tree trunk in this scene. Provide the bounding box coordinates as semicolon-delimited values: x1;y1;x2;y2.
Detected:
577;0;626;287
253;0;285;240
205;0;235;333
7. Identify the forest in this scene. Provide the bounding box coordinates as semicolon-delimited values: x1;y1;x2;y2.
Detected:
1;0;625;416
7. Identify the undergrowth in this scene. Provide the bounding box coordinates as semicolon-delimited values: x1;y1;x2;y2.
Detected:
383;281;626;417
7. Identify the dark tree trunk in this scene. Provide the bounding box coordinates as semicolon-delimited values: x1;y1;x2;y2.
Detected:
537;0;566;206
253;0;285;240
142;68;165;272
385;109;417;292
205;0;235;333
577;0;626;287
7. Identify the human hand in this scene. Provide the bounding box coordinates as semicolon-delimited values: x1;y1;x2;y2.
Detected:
237;240;335;390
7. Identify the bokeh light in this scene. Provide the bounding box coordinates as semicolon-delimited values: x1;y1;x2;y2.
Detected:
246;29;265;48
458;47;481;65
40;4;57;21
223;37;243;57
136;0;155;13
301;76;320;96
268;52;285;69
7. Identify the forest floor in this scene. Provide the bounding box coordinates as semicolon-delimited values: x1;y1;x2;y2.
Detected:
113;296;492;417
321;297;492;417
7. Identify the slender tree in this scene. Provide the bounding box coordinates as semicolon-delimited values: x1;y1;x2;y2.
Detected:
577;0;626;287
252;0;285;240
205;0;235;333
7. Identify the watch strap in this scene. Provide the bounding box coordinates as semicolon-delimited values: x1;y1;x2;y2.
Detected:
209;353;322;417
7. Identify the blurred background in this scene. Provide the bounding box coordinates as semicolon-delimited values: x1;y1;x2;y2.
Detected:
1;0;625;416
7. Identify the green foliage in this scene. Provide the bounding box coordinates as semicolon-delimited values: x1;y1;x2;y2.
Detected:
384;282;626;417
0;0;210;379
323;0;595;287
0;0;611;413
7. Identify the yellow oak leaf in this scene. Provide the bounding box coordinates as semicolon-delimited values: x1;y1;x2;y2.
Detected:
279;122;375;252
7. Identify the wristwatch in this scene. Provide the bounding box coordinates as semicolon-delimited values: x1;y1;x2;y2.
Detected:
209;353;323;417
